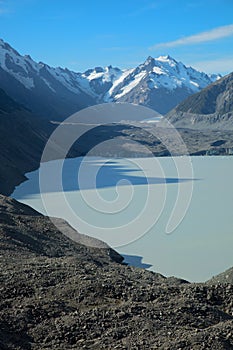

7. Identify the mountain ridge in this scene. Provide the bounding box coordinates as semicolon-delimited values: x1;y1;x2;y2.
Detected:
0;38;220;119
167;71;233;129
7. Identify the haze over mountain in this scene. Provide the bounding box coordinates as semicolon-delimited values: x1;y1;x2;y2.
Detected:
167;72;233;130
0;38;220;120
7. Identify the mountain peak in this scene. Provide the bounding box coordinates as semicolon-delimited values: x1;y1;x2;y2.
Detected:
0;37;222;117
145;55;154;62
0;38;21;57
157;55;177;63
142;55;179;70
142;56;156;70
24;54;33;60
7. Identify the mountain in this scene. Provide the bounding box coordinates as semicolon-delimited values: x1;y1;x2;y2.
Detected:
102;55;220;114
80;55;220;114
167;72;233;129
82;64;128;99
0;85;24;113
0;39;96;119
0;39;220;119
0;87;53;195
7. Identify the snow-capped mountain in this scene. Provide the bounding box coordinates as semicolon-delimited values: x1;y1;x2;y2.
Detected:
80;56;220;114
81;65;132;99
102;56;220;113
0;38;221;119
0;39;96;119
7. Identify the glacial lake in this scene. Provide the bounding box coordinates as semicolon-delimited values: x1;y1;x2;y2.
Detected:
12;156;233;282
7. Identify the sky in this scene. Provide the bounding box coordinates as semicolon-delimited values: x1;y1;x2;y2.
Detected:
0;0;233;75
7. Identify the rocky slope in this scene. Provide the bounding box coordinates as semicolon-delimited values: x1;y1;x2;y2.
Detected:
119;123;233;156
167;72;233;130
207;267;233;285
0;195;233;349
0;38;219;119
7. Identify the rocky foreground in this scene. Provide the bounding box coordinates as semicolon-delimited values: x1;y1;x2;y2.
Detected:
0;195;233;349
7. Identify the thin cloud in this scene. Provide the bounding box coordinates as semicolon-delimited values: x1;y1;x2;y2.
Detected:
150;24;233;49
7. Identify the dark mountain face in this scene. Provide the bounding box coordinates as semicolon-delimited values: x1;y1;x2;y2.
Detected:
0;87;24;113
175;72;233;115
0;87;54;195
167;72;233;130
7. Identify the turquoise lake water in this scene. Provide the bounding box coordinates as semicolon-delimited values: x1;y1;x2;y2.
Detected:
12;156;233;282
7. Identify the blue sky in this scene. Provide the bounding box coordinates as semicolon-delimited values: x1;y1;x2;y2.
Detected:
0;0;233;74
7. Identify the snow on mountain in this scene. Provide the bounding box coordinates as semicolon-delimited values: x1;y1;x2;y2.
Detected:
81;65;134;100
0;38;97;97
106;68;134;100
105;55;221;114
0;38;221;118
0;39;35;89
110;55;221;100
82;55;220;112
0;38;96;119
114;71;147;99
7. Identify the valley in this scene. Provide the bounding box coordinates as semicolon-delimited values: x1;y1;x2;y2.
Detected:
0;27;233;350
